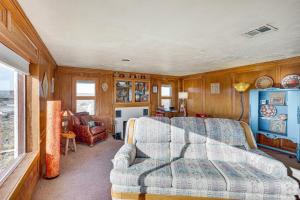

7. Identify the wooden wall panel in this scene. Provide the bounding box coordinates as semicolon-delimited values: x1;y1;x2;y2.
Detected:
183;78;203;116
182;56;300;152
0;0;57;199
182;57;300;121
204;74;233;118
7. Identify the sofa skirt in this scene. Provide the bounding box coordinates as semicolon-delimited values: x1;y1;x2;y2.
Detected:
111;185;296;200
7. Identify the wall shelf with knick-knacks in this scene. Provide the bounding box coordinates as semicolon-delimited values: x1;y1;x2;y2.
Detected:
250;88;300;161
114;73;150;107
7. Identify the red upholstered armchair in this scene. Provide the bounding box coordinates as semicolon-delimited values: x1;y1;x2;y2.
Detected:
71;112;107;146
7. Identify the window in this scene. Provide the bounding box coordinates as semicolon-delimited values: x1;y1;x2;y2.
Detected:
0;64;25;185
160;84;173;111
76;80;96;115
161;84;172;97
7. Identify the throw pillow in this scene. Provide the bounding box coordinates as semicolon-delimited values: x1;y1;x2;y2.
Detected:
88;121;95;127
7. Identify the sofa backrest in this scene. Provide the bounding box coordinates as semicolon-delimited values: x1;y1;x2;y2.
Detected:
170;117;207;159
205;118;249;162
134;117;171;160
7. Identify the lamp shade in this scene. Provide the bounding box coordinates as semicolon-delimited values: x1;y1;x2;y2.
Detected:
178;92;188;99
233;82;250;92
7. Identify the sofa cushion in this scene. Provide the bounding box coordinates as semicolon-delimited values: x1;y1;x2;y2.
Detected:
90;126;106;135
134;117;171;143
110;158;172;188
171;117;206;143
170;143;207;159
206;142;248;162
212;160;299;195
205;118;249;149
136;143;170;159
171;158;226;191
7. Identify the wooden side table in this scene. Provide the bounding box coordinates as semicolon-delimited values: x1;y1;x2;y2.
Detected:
62;131;77;156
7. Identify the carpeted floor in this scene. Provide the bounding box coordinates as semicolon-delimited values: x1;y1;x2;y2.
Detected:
32;136;300;200
32;136;123;200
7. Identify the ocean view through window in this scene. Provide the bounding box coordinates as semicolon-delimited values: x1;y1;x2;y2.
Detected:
0;64;25;185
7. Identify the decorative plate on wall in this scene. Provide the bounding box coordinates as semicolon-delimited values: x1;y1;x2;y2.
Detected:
42;72;48;98
260;105;277;117
101;82;108;92
255;76;274;89
281;74;300;89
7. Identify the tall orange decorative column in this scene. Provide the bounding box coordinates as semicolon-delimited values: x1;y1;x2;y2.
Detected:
45;100;61;178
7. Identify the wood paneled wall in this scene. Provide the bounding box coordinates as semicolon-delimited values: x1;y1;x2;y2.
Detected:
182;56;300;122
55;67;182;131
55;66;114;133
0;0;56;199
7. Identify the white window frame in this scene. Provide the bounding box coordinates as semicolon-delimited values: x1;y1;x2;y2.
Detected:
0;66;26;186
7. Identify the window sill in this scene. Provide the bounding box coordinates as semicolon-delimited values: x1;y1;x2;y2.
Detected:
0;151;39;200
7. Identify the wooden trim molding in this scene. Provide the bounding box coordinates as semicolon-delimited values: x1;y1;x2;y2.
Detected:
111;191;223;200
0;152;39;200
240;121;257;149
127;119;136;144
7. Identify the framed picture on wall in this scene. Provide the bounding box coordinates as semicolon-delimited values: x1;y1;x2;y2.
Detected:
210;83;220;94
153;85;158;93
269;92;285;105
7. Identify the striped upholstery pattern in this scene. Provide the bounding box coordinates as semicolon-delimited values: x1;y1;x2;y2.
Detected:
110;158;172;188
112;144;136;170
134;117;171;159
171;158;226;191
246;150;287;178
171;117;207;159
212;160;299;195
205;118;249;149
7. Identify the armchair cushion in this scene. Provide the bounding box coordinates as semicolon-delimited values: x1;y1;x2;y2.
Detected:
212;160;298;195
112;144;136;170
80;115;92;125
88;121;95;127
90;126;106;135
110;158;172;188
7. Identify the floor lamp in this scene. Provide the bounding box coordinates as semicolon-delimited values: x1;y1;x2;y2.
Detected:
233;82;250;121
179;92;188;117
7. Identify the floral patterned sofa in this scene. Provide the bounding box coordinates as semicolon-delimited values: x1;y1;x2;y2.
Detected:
110;117;299;200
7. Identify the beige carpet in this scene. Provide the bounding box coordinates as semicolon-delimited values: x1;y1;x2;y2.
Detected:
32;136;300;200
32;136;123;200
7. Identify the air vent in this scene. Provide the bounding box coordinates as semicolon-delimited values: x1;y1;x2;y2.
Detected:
244;24;278;37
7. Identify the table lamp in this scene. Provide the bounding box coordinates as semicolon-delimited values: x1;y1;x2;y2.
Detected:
233;82;250;121
62;110;69;133
179;92;188;117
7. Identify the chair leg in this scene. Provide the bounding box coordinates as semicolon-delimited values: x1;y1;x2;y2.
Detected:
72;138;77;152
65;138;69;156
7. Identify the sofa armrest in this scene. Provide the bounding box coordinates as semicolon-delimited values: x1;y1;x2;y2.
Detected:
112;144;136;170
246;150;287;178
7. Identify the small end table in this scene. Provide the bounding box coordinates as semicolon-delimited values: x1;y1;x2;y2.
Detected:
62;131;76;156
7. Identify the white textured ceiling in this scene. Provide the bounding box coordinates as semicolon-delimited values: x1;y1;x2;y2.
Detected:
18;0;300;75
